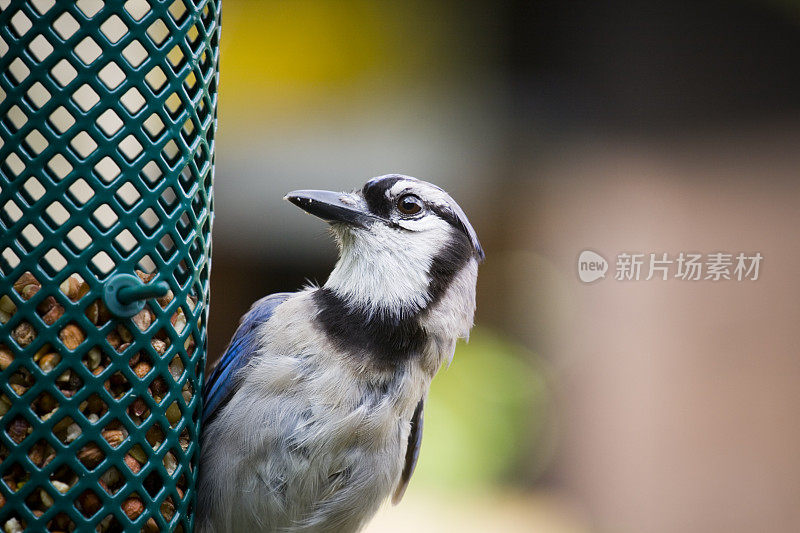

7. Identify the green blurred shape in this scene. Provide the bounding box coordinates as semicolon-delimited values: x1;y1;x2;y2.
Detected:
413;327;550;491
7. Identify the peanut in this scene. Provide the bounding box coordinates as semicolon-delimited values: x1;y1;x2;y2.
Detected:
134;361;152;379
157;288;174;308
135;270;156;283
117;324;133;343
85;300;100;324
28;441;47;467
86;347;101;370
169;355;184;380
149;377;168;397
59;277;80;300
0;345;12;370
3;517;23;533
161;496;176;520
20;283;40;301
100;468;120;488
59;324;85;350
8;418;30;444
132;308;152;331
102;429;125;448
0;395;11;417
163;452;177;475
36;295;57;314
11;322;35;347
78;443;104;468
0;294;16;314
78;490;101;516
171;308;187;333
106;330;122;350
40;488;54;508
121;496;144;520
39;353;60;373
41;301;65;325
65;423;81;443
51;480;70;494
151;338;167;355
123;454;141;474
13;272;40;293
129;397;148;417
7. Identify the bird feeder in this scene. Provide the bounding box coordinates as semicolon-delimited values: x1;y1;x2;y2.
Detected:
0;0;219;530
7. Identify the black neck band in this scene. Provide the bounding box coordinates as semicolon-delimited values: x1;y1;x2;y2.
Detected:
313;288;428;369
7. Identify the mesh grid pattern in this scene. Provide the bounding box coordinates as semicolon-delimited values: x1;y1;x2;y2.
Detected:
0;0;218;530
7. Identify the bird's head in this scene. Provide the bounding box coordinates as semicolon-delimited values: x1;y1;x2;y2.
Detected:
286;174;483;329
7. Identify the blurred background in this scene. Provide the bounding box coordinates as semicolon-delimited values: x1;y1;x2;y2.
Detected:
208;2;800;532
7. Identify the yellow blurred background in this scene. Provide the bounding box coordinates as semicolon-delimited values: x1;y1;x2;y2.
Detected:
208;2;800;532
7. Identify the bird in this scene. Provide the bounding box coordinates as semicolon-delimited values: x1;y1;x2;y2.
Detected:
197;174;483;533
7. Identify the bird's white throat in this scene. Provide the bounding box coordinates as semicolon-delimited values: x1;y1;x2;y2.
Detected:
324;223;437;318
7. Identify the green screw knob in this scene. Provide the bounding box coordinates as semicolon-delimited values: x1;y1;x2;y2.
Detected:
103;273;170;318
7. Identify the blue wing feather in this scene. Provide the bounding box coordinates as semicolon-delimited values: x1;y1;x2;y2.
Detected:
202;292;292;423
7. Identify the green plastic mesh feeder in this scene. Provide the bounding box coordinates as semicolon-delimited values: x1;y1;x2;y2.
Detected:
0;0;219;530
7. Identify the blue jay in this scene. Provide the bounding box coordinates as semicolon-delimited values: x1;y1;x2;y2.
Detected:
197;174;483;532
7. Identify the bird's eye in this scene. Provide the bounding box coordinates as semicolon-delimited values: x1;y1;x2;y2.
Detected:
396;194;423;216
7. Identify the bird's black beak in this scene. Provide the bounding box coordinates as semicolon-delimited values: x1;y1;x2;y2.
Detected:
285;190;373;227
